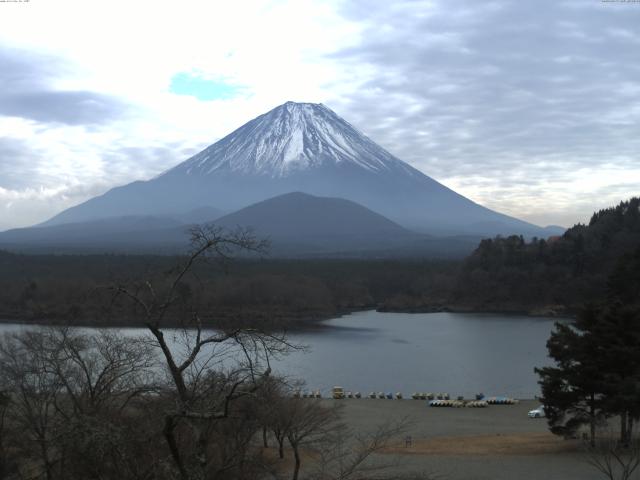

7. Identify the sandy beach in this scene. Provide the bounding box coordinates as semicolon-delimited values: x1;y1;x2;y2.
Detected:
320;398;603;480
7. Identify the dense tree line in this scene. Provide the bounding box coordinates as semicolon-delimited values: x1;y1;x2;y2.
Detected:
453;198;640;314
0;251;457;328
1;197;639;327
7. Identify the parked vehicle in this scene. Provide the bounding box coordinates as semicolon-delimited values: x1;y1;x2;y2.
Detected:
528;406;545;418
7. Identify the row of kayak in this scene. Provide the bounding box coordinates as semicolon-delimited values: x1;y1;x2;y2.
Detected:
411;392;451;400
293;391;323;398
428;397;518;407
296;389;519;404
429;400;489;408
485;396;519;405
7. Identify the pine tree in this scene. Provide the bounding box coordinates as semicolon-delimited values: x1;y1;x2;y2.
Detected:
535;306;607;446
536;245;640;445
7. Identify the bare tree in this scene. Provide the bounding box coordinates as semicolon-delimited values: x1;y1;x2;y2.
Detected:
109;225;295;480
256;377;296;459
0;330;63;480
0;328;160;480
0;389;17;479
44;329;159;480
283;399;342;480
310;417;415;480
254;376;288;454
39;328;157;416
585;425;640;480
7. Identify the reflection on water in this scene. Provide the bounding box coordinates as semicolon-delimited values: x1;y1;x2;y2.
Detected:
0;310;560;398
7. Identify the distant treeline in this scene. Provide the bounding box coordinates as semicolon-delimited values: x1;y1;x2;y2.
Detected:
1;197;639;326
452;197;640;315
0;252;457;328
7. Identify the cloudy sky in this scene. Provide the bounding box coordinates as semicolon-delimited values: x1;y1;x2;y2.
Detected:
0;0;639;231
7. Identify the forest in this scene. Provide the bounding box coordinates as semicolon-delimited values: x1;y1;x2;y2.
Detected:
454;197;640;315
1;199;640;479
0;197;639;328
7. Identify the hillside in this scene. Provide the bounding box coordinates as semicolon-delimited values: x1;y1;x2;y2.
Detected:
447;197;640;314
0;192;480;258
213;192;419;255
40;101;557;238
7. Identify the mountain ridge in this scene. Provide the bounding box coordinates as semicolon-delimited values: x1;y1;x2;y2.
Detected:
36;101;561;238
214;191;414;239
0;191;481;258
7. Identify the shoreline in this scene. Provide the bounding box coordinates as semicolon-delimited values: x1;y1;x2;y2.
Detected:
378;300;576;319
0;306;362;331
0;303;574;330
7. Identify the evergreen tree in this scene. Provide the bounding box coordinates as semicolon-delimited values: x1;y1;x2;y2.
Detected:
598;303;640;446
535;306;607;446
598;247;640;445
536;246;640;445
607;245;640;308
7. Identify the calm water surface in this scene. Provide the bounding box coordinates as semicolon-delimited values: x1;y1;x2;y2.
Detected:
275;311;559;398
0;311;560;398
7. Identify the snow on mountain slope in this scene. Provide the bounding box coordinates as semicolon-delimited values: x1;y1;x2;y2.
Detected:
39;101;558;238
166;102;418;178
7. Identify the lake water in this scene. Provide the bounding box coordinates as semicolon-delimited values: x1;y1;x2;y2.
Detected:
0;310;560;398
275;311;559;398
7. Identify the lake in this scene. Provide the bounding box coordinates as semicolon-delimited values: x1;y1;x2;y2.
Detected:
275;311;559;398
0;310;560;398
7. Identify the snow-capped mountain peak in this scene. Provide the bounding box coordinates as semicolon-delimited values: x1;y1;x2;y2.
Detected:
166;101;415;178
38;100;553;240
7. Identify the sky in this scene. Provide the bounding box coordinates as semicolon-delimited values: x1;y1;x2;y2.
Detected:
0;0;639;231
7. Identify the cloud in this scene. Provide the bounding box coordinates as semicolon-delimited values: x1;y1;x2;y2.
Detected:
0;124;199;229
0;47;126;125
0;137;38;190
0;182;110;231
100;143;206;180
0;138;204;230
0;0;639;230
0;90;125;126
322;0;640;226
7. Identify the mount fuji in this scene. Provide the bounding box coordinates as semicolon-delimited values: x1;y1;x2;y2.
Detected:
8;101;560;252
